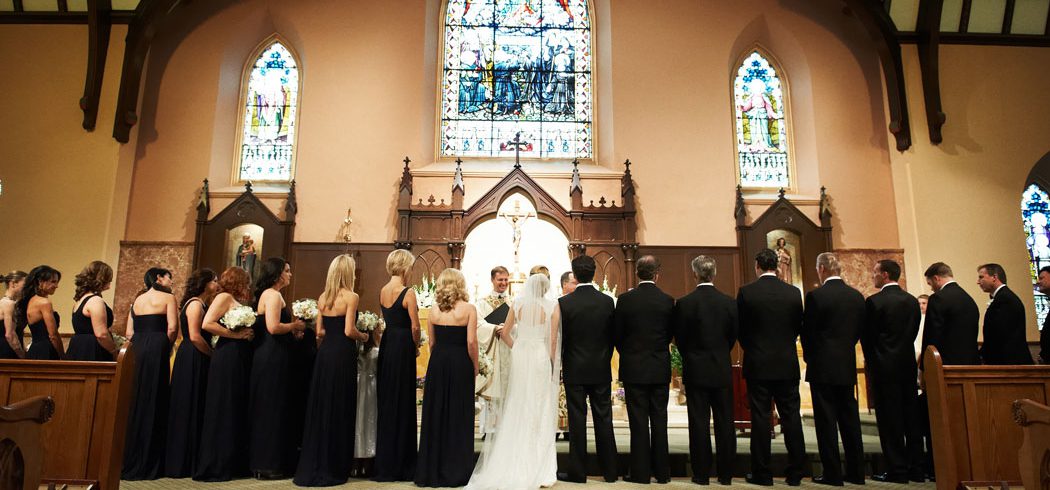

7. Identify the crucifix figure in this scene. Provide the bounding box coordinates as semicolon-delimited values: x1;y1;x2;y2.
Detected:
498;198;536;279
503;132;530;168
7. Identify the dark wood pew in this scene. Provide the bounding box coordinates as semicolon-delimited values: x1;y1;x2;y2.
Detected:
0;395;54;490
1013;398;1050;490
0;346;134;490
923;346;1050;490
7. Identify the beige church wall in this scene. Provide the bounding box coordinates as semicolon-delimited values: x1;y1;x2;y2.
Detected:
0;25;130;329
892;45;1050;340
119;0;903;258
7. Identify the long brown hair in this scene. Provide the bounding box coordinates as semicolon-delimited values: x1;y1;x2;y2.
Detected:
218;267;251;302
74;261;113;301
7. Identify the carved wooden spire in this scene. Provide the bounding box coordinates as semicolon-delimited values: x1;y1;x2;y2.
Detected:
819;186;833;227
734;185;746;226
451;157;465;209
621;159;635;211
398;156;414;209
285;180;298;218
569;158;583;210
196;179;210;221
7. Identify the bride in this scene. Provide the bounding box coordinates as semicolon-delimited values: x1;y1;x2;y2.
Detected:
466;273;561;489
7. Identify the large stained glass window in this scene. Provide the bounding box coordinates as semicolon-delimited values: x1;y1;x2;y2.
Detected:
238;40;299;182
1022;183;1050;326
734;50;790;189
440;0;592;159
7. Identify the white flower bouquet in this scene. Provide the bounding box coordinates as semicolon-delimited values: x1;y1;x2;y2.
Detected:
221;305;257;331
418;327;429;346
478;353;493;376
292;298;319;328
356;310;384;333
414;275;436;309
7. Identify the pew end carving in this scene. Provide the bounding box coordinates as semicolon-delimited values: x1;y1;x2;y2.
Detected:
0;395;54;490
1013;398;1050;490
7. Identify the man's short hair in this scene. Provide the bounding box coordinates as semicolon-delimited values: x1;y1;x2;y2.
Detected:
978;263;1007;284
1040;266;1050;276
571;255;596;283
636;255;660;281
490;265;509;279
816;252;841;275
560;271;574;287
755;249;778;272
918;294;930;300
691;255;717;283
924;262;953;279
877;259;902;281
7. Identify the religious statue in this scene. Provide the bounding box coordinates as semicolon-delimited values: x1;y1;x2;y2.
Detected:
236;233;257;280
475;266;513;436
775;236;792;284
499;198;536;284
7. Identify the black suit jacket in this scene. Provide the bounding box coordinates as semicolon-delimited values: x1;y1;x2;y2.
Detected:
673;285;738;388
1041;313;1049;364
613;282;674;385
861;284;921;383
559;285;615;385
801;278;865;386
921;282;980;365
980;286;1033;365
737;274;803;381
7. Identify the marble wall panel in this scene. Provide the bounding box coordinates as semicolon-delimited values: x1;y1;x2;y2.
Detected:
113;241;194;334
835;248;909;297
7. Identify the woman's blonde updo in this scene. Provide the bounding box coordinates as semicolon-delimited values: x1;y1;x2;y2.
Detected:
434;268;469;312
386;249;415;278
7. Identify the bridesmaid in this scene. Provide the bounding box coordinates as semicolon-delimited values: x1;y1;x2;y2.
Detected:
249;257;305;479
165;268;219;477
66;261;118;361
293;254;369;486
122;267;178;480
373;249;421;482
415;268;478;487
194;267;255;482
19;265;63;360
353;322;381;477
1;271;28;359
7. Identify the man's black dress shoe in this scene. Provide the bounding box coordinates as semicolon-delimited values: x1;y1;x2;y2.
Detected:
872;473;907;483
745;474;774;486
691;476;710;485
556;472;586;483
908;473;926;483
845;476;866;485
717;477;733;485
655;477;670;484
786;477;803;486
812;475;844;486
604;476;617;483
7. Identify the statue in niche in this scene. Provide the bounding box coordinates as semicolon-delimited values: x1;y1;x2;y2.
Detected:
775;236;793;284
236;233;257;280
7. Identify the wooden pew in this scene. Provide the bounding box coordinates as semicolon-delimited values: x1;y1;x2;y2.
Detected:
0;395;54;490
0;346;135;490
923;346;1050;490
1013;398;1050;490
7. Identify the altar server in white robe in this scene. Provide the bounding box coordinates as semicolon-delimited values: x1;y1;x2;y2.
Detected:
475;266;512;434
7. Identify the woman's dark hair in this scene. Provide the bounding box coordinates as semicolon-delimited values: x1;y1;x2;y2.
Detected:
182;268;217;308
2;271;27;290
254;257;288;303
74;261;113;301
137;267;172;297
15;265;61;328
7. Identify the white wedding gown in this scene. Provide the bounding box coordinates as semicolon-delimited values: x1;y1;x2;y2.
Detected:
466;275;560;490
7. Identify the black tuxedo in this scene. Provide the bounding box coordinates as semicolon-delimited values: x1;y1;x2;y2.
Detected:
921;282;979;366
862;283;924;480
980;286;1034;365
1042;313;1050;364
801;278;865;483
558;285;618;481
737;274;806;482
673;284;738;483
613;282;673;483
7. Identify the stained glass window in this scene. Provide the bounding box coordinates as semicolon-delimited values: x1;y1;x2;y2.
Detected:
1022;183;1050;326
238;40;299;182
734;50;790;189
440;0;592;159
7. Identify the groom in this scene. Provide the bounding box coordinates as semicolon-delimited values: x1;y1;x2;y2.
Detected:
558;254;618;483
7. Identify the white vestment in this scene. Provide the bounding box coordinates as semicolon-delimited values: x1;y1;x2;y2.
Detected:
475;291;513;433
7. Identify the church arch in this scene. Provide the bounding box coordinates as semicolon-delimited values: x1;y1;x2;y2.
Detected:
233;34;302;184
462;185;571;239
731;45;796;191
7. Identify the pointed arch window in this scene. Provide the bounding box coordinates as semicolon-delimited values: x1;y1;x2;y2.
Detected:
237;39;300;183
733;49;791;189
1022;183;1050;325
440;0;593;160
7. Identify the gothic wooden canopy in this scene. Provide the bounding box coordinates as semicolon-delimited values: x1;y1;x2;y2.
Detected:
394;159;642;287
192;179;298;273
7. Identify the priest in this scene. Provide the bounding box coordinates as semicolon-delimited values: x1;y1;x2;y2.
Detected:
475;265;513;436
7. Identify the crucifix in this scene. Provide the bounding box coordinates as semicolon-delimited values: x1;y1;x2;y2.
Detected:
504;132;529;168
498;198;536;282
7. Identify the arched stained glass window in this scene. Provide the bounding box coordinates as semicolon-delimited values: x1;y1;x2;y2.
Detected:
734;50;790;189
440;0;592;159
1022;183;1050;325
238;40;300;182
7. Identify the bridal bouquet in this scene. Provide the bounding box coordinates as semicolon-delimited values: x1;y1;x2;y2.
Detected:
478;353;494;376
292;298;319;328
211;305;256;347
414;275;436;309
356;310;384;333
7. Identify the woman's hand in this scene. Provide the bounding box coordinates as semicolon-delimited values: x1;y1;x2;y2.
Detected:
238;328;255;341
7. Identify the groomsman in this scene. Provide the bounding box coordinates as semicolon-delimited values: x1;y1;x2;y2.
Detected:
560;271;578;296
673;255;737;485
801;252;865;486
862;259;924;483
921;262;979;366
614;255;674;484
737;249;806;486
558;255;618;483
976;264;1034;365
1038;266;1050;364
